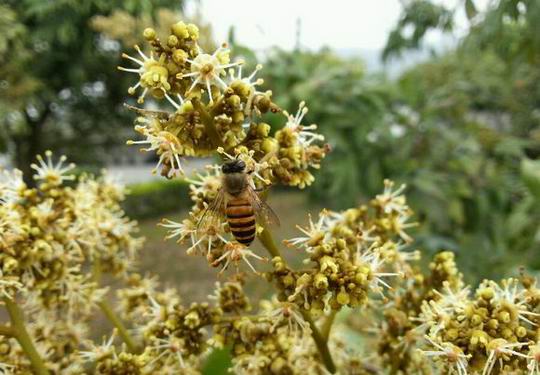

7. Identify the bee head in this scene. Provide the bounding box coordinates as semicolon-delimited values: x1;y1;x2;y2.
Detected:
222;159;246;174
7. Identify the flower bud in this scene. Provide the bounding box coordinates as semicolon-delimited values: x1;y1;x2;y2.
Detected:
171;21;189;39
515;326;527;338
255;95;271;113
283;274;295;287
143;27;156;40
172;49;188;64
3;257;18;272
337;288;350;305
471;314;482;326
167;35;179;47
314;273;328;289
270;357;288;373
232;111;244;124
498;311;511;323
257;123;271;137
185;310;201;329
262;138;279;154
487;319;499;330
187;23;199;39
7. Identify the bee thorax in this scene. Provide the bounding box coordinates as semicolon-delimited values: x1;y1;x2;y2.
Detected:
223;172;247;196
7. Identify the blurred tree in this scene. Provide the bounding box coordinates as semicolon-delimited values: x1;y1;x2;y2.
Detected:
261;40;540;282
380;0;540;279
0;0;185;182
382;0;453;61
261;48;395;200
383;0;540;64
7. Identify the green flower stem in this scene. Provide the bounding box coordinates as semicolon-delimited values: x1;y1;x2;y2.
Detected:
3;297;50;375
258;226;283;259
257;223;337;374
91;258;138;353
97;300;138;353
192;98;222;149
321;310;337;342
301;311;337;374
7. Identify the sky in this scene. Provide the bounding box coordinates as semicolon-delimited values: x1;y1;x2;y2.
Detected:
185;0;489;52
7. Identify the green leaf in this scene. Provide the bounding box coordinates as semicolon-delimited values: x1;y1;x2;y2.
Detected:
202;347;232;375
465;0;478;20
521;158;540;199
506;197;535;238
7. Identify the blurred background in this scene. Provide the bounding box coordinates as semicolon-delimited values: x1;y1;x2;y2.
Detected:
1;0;539;296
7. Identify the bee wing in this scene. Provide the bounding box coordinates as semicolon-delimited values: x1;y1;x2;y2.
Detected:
196;188;227;235
124;104;171;120
246;185;280;227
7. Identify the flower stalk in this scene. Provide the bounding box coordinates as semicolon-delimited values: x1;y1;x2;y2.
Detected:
258;223;337;373
92;258;138;353
257;226;283;260
321;310;337;342
3;297;50;375
97;300;138;353
301;310;337;373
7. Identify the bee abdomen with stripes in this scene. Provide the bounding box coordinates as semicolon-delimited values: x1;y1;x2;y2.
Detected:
226;198;256;245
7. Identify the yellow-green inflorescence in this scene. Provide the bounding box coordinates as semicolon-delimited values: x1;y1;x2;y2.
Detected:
121;21;327;186
0;151;143;373
1;18;539;375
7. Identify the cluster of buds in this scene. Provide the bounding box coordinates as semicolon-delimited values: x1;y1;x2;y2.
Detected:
358;249;540;375
121;20;327;187
0;152;141;309
416;276;540;374
212;286;327;374
276;180;417;315
371;251;466;373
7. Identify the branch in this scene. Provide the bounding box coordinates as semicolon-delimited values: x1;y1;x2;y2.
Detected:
3;297;50;375
321;310;337;342
257;225;283;259
92;258;139;353
257;220;337;373
301;311;337;373
97;300;138;353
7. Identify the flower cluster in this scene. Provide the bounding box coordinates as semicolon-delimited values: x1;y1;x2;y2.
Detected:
274;179;416;315
352;248;540;375
0;152;141;308
0;152;142;373
2;17;538;375
415;276;540;374
122;20;327;186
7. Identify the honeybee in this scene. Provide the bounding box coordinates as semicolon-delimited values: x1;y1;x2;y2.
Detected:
197;159;279;246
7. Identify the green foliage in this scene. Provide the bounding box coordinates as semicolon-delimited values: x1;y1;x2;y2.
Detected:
384;0;540;64
123;179;190;220
202;347;232;375
261;48;395;201
261;11;540;281
382;0;453;61
522;158;540;199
